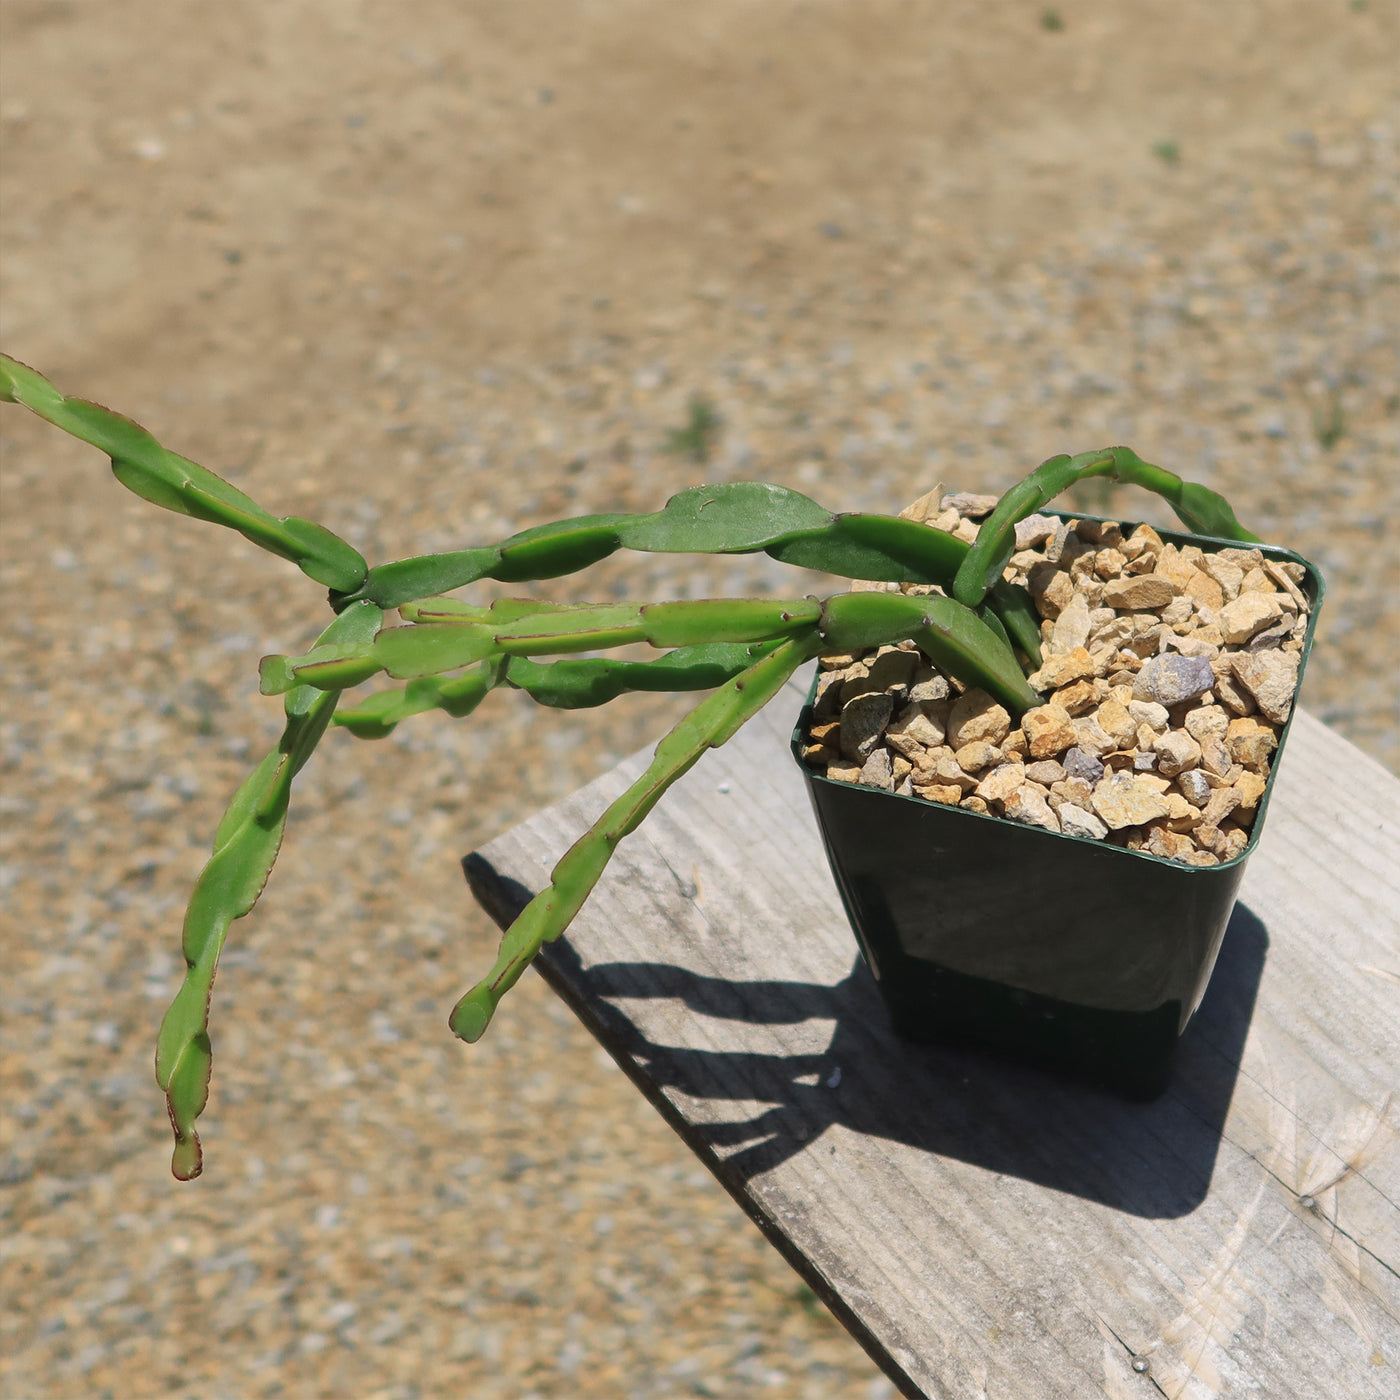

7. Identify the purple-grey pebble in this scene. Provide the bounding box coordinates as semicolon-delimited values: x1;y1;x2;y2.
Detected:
1062;746;1105;783
1133;653;1216;707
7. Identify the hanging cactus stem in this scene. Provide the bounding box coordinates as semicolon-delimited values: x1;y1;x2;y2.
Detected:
448;631;824;1042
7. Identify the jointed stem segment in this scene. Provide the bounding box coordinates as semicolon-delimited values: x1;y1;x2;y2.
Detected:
448;633;824;1041
333;643;787;736
268;590;1039;714
953;446;1262;609
0;354;368;592
154;601;383;1179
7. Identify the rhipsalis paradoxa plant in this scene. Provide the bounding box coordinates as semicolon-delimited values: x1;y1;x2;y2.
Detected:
1;353;1261;1179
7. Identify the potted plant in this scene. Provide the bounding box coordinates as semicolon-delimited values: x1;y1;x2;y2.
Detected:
1;353;1319;1178
791;498;1320;1097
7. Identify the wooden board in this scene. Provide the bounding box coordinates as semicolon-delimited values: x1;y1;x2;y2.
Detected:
466;674;1400;1400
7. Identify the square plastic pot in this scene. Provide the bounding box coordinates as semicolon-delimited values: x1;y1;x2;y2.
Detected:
791;519;1323;1098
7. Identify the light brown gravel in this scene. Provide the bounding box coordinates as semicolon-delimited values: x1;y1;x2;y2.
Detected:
805;499;1315;865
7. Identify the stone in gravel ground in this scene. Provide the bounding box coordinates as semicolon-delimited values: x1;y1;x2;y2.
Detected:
1231;649;1302;724
1059;803;1110;841
1091;772;1175;830
840;692;893;761
947;691;1012;748
1134;654;1216;707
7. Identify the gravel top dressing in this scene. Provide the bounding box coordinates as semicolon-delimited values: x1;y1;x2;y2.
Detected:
803;494;1317;868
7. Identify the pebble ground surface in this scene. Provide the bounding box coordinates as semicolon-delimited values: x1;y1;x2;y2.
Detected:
1;4;1397;1398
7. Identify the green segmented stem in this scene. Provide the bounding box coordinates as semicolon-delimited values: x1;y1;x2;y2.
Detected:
449;632;823;1042
974;601;1014;658
399;597;576;624
154;600;383;1179
341;483;830;607
504;641;785;709
334;642;786;736
395;584;1046;665
440;586;1035;1039
953;446;1261;608
762;510;967;581
820;592;1041;711
0;354;367;593
263;597;826;692
335;481;1048;666
338;481;1028;619
986;579;1043;667
332;660;506;738
280;585;1038;712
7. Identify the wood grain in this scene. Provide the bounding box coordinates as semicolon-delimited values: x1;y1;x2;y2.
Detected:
467;675;1399;1400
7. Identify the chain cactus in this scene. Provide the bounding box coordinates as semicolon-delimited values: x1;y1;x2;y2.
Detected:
1;353;1260;1179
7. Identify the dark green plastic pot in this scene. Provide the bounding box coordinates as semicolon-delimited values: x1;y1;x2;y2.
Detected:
792;520;1323;1098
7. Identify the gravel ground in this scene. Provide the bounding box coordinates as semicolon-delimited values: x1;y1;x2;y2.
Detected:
1;3;1397;1397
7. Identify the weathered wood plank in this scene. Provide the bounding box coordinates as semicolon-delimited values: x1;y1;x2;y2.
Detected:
466;678;1400;1400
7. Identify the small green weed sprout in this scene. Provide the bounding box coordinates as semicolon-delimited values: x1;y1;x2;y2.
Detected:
664;394;722;463
1313;390;1347;450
